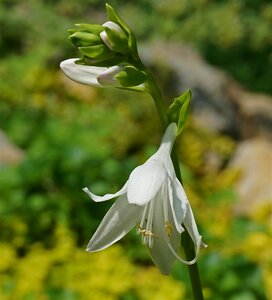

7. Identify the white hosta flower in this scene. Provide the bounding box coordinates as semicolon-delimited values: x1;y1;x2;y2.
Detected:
83;123;207;275
60;58;123;87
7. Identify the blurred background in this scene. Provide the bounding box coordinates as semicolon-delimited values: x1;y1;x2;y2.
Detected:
0;0;271;299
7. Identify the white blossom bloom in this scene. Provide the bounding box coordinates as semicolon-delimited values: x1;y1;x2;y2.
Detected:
60;58;123;87
83;123;207;275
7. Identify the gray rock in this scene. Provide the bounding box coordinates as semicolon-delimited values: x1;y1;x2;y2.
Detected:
229;138;272;215
140;40;272;139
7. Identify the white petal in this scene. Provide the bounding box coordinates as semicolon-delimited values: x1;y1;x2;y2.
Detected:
127;159;166;205
168;178;187;233
183;201;204;248
100;30;113;50
148;192;180;275
100;22;123;50
86;194;142;251
83;181;128;202
158;123;177;154
102;21;123;33
60;58;107;86
97;65;124;86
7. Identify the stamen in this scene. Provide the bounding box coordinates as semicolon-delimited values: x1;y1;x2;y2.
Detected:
163;185;169;223
165;221;173;237
138;204;148;235
139;204;149;245
137;223;158;248
145;230;158;238
143;202;151;246
145;198;156;248
136;223;146;235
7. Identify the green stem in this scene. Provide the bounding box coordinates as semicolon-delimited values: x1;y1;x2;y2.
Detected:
145;72;169;130
146;75;204;300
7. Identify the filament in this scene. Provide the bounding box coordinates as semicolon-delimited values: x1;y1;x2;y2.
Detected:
145;198;156;248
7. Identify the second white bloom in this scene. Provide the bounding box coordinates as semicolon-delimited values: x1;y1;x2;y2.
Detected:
83;123;206;275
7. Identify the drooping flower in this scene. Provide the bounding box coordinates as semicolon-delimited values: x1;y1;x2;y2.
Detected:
83;123;207;275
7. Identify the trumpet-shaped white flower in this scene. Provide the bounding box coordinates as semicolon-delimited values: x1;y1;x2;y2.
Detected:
83;123;207;275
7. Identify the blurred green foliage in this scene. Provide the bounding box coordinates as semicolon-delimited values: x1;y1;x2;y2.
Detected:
0;1;271;299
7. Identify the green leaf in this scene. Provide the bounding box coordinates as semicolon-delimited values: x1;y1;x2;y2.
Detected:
128;31;139;60
115;66;147;87
167;89;192;135
69;31;101;47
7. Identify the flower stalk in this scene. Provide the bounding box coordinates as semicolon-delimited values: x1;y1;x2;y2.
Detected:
146;74;205;300
60;4;205;298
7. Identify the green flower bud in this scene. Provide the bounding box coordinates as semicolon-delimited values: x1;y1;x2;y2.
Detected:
97;65;125;86
106;4;139;60
78;55;124;68
115;65;147;87
100;21;128;54
69;31;101;47
167;89;192;135
66;4;141;69
75;24;104;35
79;44;114;61
60;59;146;92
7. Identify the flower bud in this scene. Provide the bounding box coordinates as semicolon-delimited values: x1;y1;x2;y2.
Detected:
100;21;128;54
97;65;125;86
115;66;147;87
60;58;106;86
106;4;139;60
78;44;114;62
60;58;147;92
75;23;104;35
69;31;101;47
167;89;192;135
65;4;141;71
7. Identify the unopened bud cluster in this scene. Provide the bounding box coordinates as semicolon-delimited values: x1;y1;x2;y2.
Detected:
68;21;128;66
64;4;147;89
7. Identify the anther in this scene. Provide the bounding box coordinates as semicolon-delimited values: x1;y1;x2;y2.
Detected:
165;221;173;237
137;223;146;235
145;230;158;238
